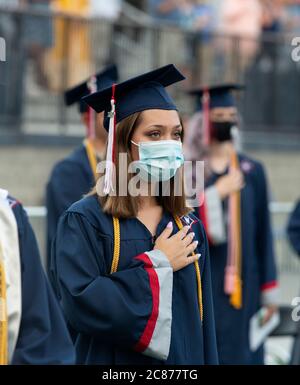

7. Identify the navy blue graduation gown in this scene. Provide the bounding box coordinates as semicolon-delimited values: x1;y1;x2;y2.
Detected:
50;194;218;365
8;197;75;364
198;154;278;365
46;144;94;271
287;200;300;256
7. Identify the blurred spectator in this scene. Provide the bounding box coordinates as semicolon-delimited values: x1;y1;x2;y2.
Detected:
179;0;215;34
181;1;216;84
46;0;91;90
90;0;122;21
261;0;283;34
148;0;183;24
283;0;300;33
43;1;122;91
217;0;263;78
22;0;54;89
52;0;89;16
148;0;215;32
259;0;284;61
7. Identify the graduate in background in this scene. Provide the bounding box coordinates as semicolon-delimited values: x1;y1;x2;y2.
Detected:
287;200;300;257
0;188;74;365
287;200;300;365
46;65;119;271
50;65;218;364
185;84;279;365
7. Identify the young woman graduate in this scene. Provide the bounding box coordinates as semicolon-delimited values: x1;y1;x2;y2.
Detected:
0;188;75;365
287;200;300;257
50;64;219;365
185;84;279;365
46;65;118;271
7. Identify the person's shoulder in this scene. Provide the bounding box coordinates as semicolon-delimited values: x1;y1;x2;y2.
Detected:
238;153;265;175
67;194;99;214
65;194;111;233
4;193;23;216
0;189;27;232
50;145;88;178
67;144;88;163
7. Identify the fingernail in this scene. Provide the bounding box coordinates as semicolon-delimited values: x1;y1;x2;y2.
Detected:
197;253;201;259
167;221;173;228
190;232;195;238
194;240;199;246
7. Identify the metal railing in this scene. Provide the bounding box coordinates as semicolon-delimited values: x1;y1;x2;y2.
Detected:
1;7;300;147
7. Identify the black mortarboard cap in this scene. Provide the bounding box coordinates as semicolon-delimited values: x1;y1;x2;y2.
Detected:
64;64;119;113
82;64;185;130
189;83;244;110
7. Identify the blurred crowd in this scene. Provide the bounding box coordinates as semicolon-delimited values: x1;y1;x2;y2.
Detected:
148;0;300;36
1;0;300;92
2;0;300;35
0;0;123;20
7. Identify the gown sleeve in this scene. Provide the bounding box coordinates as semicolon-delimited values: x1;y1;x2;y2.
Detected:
46;160;89;272
287;201;300;256
199;185;226;245
11;204;75;365
53;211;173;361
254;163;279;306
197;222;219;364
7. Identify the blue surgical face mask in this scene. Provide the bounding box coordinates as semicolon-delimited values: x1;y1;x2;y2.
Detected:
131;140;185;182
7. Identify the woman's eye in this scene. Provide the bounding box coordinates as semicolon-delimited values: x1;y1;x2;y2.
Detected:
174;132;182;139
148;132;160;138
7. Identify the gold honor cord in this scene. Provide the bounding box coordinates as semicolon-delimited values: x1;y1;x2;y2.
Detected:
85;139;98;181
0;244;8;365
110;217;121;274
109;216;203;322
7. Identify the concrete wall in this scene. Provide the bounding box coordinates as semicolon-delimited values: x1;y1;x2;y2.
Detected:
0;145;74;205
248;150;300;204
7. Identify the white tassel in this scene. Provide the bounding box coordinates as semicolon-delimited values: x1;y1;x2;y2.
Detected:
87;75;97;139
103;98;116;195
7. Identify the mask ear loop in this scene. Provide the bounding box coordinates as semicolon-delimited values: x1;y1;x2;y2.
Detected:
130;140;140;147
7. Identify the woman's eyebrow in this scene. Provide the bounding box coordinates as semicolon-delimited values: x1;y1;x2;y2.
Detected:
172;124;183;130
145;124;182;129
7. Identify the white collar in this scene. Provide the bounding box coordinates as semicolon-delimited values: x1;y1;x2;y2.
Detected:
0;189;8;200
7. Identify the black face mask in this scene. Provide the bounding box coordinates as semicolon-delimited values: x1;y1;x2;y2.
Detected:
211;121;237;142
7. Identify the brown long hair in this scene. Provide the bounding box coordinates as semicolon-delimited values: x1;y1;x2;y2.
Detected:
89;111;191;219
